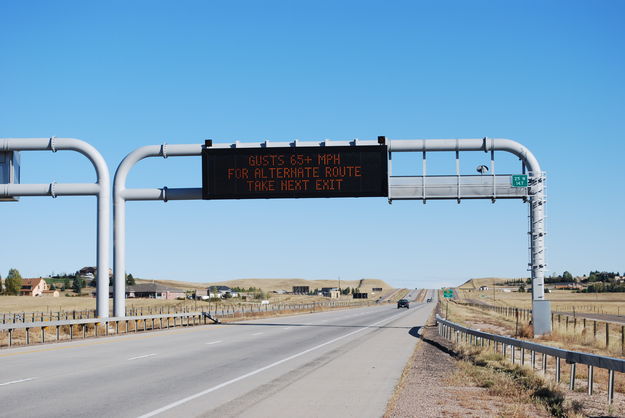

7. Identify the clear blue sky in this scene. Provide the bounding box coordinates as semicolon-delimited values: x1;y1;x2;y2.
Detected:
1;1;624;288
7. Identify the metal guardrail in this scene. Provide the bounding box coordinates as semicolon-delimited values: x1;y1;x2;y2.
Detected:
0;311;209;348
0;300;378;349
436;315;623;404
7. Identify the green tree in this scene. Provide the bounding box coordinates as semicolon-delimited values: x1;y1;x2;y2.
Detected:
72;277;83;294
62;277;70;291
342;286;350;295
50;282;57;290
5;268;23;295
0;273;3;294
562;271;574;282
518;285;526;293
126;273;136;286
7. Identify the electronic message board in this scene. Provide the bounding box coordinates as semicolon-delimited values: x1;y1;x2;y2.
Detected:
202;145;388;199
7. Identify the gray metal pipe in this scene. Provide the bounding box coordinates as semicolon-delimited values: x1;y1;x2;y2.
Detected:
0;138;110;318
1;183;100;196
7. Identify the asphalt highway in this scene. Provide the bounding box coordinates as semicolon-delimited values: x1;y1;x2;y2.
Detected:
0;290;436;418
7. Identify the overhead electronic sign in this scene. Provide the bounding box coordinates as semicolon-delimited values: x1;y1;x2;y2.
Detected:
202;145;388;199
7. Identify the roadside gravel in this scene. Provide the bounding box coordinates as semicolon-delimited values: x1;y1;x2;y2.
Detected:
385;322;549;417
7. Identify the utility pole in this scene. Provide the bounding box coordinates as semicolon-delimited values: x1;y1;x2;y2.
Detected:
338;276;341;292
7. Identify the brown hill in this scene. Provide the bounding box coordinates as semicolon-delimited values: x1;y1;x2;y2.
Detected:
136;278;393;293
457;277;522;289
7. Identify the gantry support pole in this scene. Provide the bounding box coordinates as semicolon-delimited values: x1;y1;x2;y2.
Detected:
0;138;110;318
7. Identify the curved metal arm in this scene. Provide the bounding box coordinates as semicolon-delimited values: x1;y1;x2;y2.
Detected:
388;138;541;174
113;144;202;316
0;138;110;318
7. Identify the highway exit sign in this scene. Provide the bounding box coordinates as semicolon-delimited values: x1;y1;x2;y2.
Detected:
443;289;453;298
511;174;528;188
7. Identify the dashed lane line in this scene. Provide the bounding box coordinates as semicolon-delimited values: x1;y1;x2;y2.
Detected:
128;354;157;361
0;377;36;386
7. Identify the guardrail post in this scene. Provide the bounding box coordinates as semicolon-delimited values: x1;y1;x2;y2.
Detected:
511;346;516;364
622;325;625;356
41;327;45;343
8;329;13;347
569;363;576;390
608;370;615;404
521;348;525;365
555;357;561;383
594;320;597;338
542;353;547;373
26;328;30;345
587;365;594;395
531;350;536;369
83;324;86;339
56;326;60;341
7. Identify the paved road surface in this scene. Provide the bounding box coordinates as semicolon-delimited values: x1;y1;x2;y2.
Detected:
0;289;436;418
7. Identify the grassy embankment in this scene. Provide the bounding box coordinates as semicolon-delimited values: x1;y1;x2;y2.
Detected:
442;297;625;407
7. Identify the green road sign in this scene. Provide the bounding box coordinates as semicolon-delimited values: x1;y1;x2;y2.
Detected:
511;174;528;187
443;289;453;298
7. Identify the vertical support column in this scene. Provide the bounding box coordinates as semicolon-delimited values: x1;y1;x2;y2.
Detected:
530;172;551;336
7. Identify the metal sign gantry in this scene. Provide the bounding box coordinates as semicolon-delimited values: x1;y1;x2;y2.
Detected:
0;138;110;318
113;137;551;335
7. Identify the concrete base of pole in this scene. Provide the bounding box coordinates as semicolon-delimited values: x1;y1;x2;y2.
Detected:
533;300;552;336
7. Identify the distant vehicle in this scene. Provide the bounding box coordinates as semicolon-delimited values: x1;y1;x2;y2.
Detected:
397;299;409;309
426;298;432;303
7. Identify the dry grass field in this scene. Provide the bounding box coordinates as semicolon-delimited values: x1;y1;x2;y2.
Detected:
0;277;397;316
443;299;625;414
458;288;625;316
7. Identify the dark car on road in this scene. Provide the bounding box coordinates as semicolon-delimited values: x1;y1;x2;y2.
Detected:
397;299;409;309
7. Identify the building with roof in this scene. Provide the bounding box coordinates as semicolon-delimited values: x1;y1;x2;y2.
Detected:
20;278;48;296
100;283;186;300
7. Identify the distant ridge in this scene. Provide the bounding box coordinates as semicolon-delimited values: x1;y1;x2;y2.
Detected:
135;277;394;292
457;277;521;289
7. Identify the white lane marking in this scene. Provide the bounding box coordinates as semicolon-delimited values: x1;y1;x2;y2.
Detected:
0;377;35;386
128;354;157;361
205;341;223;345
251;332;264;336
138;309;410;418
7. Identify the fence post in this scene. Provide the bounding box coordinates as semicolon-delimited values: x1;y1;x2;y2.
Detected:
606;322;610;348
608;370;615;404
621;326;624;356
594;321;597;338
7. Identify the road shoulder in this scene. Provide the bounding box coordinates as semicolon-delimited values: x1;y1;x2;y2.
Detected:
385;317;550;417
